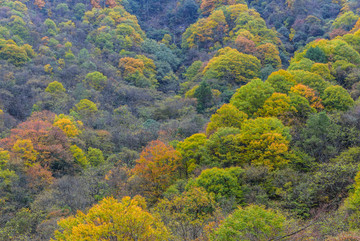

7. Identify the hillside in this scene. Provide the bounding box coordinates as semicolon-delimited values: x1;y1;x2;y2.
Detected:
0;0;359;240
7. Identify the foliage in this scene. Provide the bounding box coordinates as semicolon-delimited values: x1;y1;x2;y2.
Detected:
194;81;213;112
176;133;207;177
212;205;289;241
203;47;261;85
190;167;244;203
230;78;274;116
132;140;181;201
53;196;170;240
87;147;105;167
83;71;108;91
155;186;218;240
206;104;247;136
305;46;327;63
322;85;354;111
265;70;296;93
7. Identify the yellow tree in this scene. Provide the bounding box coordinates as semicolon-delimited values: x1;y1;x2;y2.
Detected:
200;0;245;15
53;196;170;241
53;114;82;138
12;139;38;166
256;93;296;121
239;117;293;169
206;103;248;136
132;140;181;201
203;47;261;85
290;84;323;110
256;43;282;68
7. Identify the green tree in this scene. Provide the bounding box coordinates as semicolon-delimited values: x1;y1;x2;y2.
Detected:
239;117;292;168
71;99;98;121
298;112;340;161
0;42;29;66
45;81;66;94
206;104;248;136
265;70;296;93
305;46;327;63
70;145;88;168
184;60;202;81
176;134;207;177
204;127;242;167
212;205;290;241
332;11;359;31
194;81;213;112
190;167;244;204
322;85;354;111
230;78;274;117
87;147;104;167
256;93;295;121
290;70;329;94
83;71;108;91
155;186;218;241
203;47;261;85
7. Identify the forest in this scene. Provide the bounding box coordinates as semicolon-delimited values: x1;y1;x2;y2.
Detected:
0;0;360;240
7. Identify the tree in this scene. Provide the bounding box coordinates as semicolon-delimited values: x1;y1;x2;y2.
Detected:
34;0;45;9
176;134;207;177
265;70;296;93
200;0;245;15
290;70;329;94
322;85;354;111
230;78;274;117
0;116;75;176
194;81;213;112
256;93;295;121
12;139;38;166
132;141;181;201
53;114;82;138
155;187;218;241
203;47;261;85
206;104;247;136
119;57;146;76
234;36;256;55
212;205;290;241
256;43;282;68
332;11;359;31
344;165;360;229
182;9;228;49
74;3;86;20
119;56;157;88
0;42;30;66
106;0;116;8
190;167;244;204
184;61;203;81
311;63;334;82
204;127;243;167
305;46;327;63
290;84;323;110
87;147;104;167
239;117;292;168
45;81;66;94
298;112;340;161
70;145;88;168
71;99;98;123
83;71;107;91
53;196;170;241
90;0;101;8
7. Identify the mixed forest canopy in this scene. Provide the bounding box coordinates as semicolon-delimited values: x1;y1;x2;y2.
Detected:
0;0;360;240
